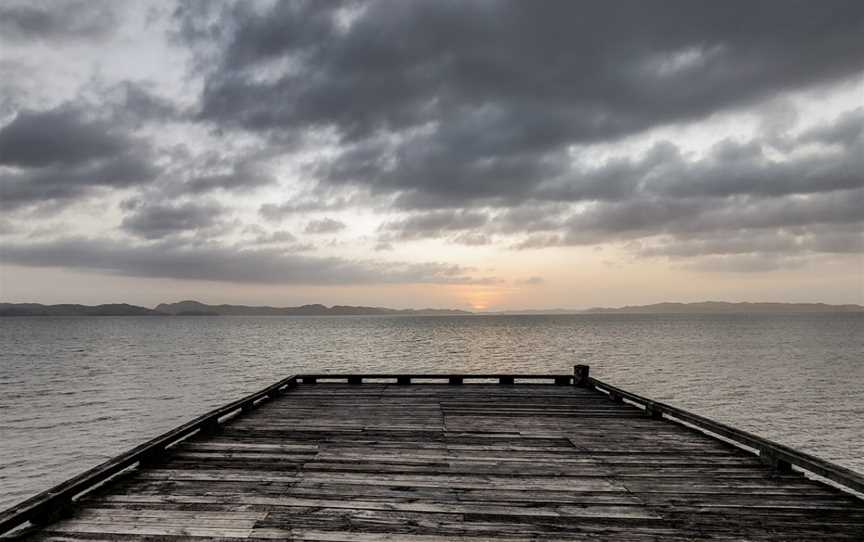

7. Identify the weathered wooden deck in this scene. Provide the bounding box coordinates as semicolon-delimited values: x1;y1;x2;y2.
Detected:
4;369;864;540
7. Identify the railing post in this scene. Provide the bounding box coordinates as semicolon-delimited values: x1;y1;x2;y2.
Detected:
29;499;73;527
760;447;794;473
201;418;222;434
139;446;166;465
574;365;590;387
644;404;663;419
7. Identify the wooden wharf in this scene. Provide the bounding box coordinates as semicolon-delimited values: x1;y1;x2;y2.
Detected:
2;366;864;540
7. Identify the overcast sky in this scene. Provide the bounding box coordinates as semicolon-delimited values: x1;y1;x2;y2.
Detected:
0;0;862;310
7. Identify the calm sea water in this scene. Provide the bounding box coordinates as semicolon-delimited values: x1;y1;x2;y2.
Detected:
0;313;862;509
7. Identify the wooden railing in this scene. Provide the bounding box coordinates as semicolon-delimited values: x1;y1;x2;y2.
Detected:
298;374;573;385
0;375;299;535
575;365;864;495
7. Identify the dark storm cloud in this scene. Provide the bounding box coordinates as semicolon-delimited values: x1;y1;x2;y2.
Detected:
512;188;864;248
304;218;346;234
0;106;159;210
0;107;128;168
0;237;490;285
0;1;115;42
120;201;228;240
363;108;864;253
177;0;864;210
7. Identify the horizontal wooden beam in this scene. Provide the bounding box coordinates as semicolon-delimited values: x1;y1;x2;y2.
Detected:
589;375;864;495
0;375;299;535
297;374;572;383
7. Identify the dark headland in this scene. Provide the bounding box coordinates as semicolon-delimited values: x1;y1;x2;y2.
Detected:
0;300;471;317
0;300;861;317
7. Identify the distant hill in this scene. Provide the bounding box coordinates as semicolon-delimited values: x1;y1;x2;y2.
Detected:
0;303;165;317
154;300;472;316
584;302;864;314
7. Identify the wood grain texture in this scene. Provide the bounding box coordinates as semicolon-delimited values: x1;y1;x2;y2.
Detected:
12;383;864;541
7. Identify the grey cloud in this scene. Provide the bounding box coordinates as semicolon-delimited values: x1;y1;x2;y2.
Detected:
512;234;563;250
0;105;161;211
253;230;298;245
120;201;228;240
518;276;545;285
640;226;863;260
639;232;803;259
0;107;130;168
684;254;808;273
259;190;375;220
305;218;347;234
192;1;864;141
0;153;159;211
0;1;116;42
0;218;16;235
178;0;864;211
524;189;863;246
102;82;188;126
798;108;864;146
453;232;492;246
0;237;490;285
183;160;275;195
379;210;489;241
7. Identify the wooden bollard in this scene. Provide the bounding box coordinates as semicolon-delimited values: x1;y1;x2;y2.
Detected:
574;365;590;387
